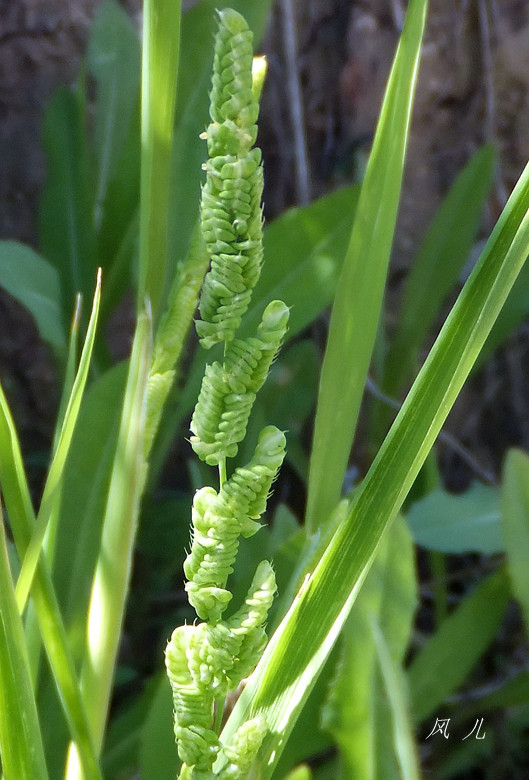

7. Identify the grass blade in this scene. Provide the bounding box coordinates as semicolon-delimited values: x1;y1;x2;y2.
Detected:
408;570;509;722
371;620;420;780
15;272;101;612
0;505;48;780
321;516;416;779
305;0;428;534
501;448;529;634
87;0;141;227
0;386;102;777
39;86;97;324
54;363;126;649
381;144;495;402
137;0;181;316
65;307;152;776
218;81;529;780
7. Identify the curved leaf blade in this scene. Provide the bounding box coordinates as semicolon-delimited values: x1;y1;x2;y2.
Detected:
220;42;529;780
15;272;102;612
305;0;427;533
0;509;48;780
0;241;66;355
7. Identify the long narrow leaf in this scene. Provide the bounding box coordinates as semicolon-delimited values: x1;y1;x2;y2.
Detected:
0;507;48;780
87;0;141;227
65;307;151;776
408;570;509;722
371;620;420;780
501;448;529;634
305;0;427;534
39;86;97;324
16;272;102;612
219;74;529;780
137;0;181;316
382;144;495;401
0;386;102;778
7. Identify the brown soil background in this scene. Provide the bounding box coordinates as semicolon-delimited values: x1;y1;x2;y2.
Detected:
2;0;529;477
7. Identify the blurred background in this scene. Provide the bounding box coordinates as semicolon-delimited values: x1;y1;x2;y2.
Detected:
3;0;529;485
2;1;529;777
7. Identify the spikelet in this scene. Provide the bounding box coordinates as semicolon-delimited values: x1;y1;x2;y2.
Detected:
190;303;289;466
183;430;285;623
197;9;264;348
166;12;285;777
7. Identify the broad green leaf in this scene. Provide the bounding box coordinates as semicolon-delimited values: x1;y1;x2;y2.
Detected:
0;509;48;780
219;1;529;766
501;448;529;634
0;241;66;355
304;0;426;534
87;0;141;226
408;569;509;722
321;517;416;779
39;85;97;323
166;0;274;287
382;144;495;400
16;272;101;612
407;482;502;554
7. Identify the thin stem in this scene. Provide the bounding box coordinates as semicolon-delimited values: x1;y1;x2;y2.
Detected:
219;457;227;488
279;0;311;204
214;698;225;734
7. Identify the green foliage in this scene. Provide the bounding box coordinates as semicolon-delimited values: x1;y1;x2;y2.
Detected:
0;241;65;356
305;0;426;535
39;86;97;328
0;506;48;780
406;482;502;554
501;449;529;634
1;0;529;778
165;14;290;774
380;144;496;404
408;570;510;722
321;517;417;779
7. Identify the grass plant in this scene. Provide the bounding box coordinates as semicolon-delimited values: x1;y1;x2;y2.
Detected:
1;0;529;778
